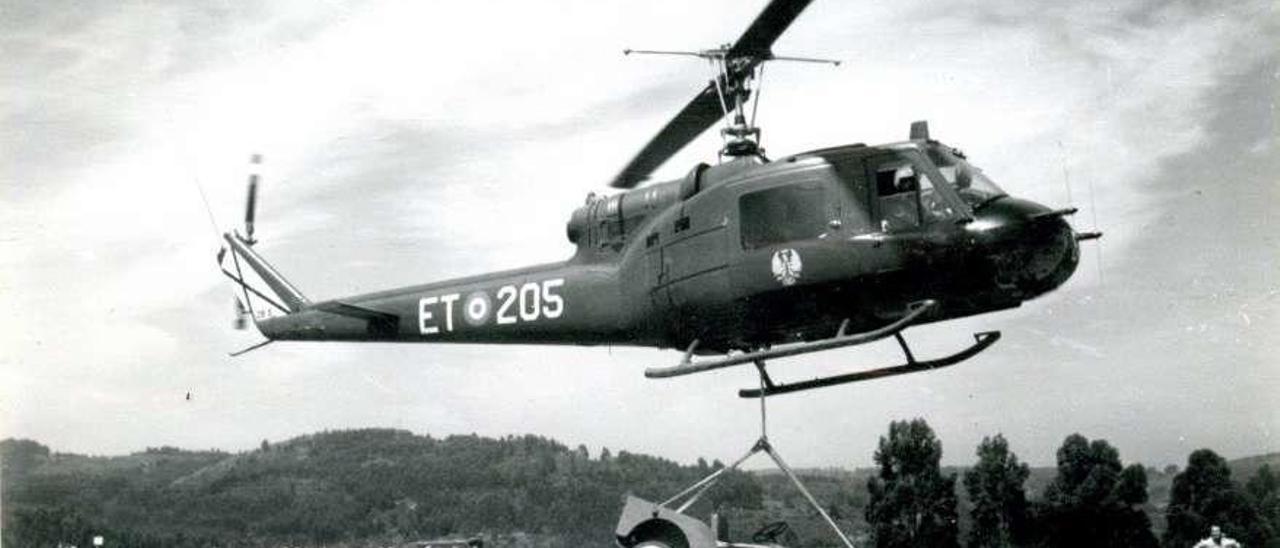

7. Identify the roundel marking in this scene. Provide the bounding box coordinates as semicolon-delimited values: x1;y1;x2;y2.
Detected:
464;291;492;326
771;248;803;286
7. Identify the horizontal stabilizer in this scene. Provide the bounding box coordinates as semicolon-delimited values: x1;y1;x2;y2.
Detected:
313;301;398;322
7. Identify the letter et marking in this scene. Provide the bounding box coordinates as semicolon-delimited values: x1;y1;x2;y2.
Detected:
418;293;460;335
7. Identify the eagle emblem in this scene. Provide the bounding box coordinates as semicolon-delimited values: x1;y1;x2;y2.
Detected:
771;248;803;286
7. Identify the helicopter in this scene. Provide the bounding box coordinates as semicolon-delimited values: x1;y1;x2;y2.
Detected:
217;0;1100;399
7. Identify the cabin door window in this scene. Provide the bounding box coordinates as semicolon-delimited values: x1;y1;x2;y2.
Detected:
739;182;828;250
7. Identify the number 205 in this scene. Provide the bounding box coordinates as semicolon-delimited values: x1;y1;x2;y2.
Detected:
495;279;564;325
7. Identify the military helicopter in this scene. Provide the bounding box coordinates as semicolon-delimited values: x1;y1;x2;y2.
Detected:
218;0;1100;399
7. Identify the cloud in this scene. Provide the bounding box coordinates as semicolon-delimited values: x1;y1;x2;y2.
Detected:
2;0;1275;466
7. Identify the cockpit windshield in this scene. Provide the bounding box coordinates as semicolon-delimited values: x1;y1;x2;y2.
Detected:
925;145;1006;209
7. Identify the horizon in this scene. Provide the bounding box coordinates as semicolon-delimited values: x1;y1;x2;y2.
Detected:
5;426;1277;472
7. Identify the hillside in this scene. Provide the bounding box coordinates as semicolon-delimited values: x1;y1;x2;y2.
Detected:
1229;452;1280;483
3;433;1275;547
1;431;762;547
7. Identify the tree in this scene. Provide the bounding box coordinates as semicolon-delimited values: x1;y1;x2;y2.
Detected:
963;434;1030;547
865;418;960;548
4;506;95;548
1034;434;1156;548
1245;464;1280;548
1164;449;1271;548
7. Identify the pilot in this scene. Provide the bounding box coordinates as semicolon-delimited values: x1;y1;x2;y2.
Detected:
1193;525;1241;547
876;167;918;231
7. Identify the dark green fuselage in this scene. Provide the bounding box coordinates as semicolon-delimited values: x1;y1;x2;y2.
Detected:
256;140;1080;353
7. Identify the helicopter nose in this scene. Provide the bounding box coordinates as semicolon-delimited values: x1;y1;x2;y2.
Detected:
968;197;1080;298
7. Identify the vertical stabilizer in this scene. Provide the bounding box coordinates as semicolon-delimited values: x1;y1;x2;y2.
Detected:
221;232;310;314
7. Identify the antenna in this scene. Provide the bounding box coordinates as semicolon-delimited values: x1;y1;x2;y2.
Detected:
1060;140;1103;285
1086;174;1103;286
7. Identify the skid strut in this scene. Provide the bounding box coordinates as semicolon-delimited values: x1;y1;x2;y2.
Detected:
739;331;1001;398
646;299;1001;398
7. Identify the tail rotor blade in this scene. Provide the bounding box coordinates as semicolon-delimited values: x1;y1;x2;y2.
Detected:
244;154;261;245
233;297;249;330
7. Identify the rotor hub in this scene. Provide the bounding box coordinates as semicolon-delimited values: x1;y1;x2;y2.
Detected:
720;115;762;157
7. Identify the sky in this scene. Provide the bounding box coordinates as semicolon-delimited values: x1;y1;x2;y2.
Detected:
1;0;1276;469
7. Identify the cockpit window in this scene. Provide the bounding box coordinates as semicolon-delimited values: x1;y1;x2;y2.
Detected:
876;165;916;197
871;157;953;231
926;145;1006;207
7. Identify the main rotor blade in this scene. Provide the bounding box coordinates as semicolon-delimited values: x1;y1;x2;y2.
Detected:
609;81;725;189
728;0;814;58
608;0;816;188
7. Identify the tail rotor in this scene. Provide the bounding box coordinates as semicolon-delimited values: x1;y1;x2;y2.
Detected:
231;154;263;329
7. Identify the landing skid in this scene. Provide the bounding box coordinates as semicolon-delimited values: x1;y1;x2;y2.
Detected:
739;331;1000;398
645;300;1001;398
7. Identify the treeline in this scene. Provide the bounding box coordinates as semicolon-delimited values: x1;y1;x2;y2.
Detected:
2;426;1277;547
859;418;1280;548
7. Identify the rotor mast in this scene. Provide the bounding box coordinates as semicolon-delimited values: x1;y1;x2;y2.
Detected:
623;46;838;161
